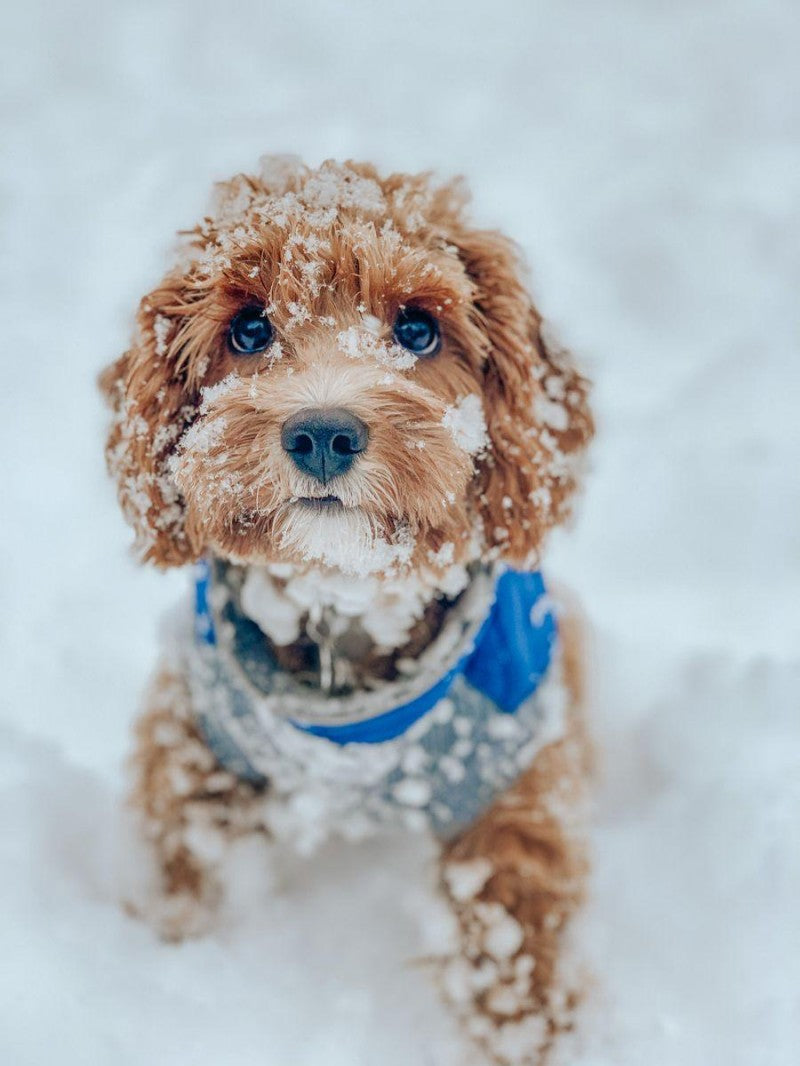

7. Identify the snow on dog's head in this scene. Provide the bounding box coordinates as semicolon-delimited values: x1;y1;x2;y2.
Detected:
100;157;593;577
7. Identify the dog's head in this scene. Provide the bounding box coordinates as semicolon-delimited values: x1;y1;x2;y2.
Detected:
101;158;592;578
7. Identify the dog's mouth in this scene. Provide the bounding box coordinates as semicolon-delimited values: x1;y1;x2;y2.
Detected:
294;495;346;512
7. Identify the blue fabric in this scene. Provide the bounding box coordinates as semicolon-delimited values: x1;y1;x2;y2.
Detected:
463;570;556;713
194;559;216;645
193;563;556;745
300;643;481;744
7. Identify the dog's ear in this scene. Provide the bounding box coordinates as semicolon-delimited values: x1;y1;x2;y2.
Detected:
449;225;593;565
99;275;206;567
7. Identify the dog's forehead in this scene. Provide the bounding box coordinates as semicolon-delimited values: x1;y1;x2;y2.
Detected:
216;157;442;229
182;159;466;282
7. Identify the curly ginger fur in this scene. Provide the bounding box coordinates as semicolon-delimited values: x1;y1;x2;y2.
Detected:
101;157;594;1066
101;158;592;573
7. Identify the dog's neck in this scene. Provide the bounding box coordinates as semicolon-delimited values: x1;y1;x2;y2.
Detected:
232;560;473;695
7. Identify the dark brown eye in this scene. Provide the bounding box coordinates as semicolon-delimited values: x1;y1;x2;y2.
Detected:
393;307;440;357
228;306;274;354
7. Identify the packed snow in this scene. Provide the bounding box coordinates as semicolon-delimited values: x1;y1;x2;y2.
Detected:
442;394;490;457
1;1;798;1065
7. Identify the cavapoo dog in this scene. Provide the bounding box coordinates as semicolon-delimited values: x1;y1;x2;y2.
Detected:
100;156;594;1065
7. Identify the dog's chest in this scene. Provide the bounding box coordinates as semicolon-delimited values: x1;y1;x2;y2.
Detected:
182;560;565;849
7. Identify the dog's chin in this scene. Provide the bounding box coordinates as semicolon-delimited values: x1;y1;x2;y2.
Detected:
273;499;415;578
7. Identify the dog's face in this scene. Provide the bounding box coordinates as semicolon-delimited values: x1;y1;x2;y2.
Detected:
101;158;592;578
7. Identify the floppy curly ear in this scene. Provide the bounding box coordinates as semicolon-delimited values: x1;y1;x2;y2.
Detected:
99;277;205;567
452;226;594;565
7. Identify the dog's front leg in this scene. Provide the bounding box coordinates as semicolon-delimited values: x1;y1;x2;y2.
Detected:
439;618;589;1064
125;664;269;941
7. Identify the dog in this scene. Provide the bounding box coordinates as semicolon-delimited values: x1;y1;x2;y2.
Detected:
100;156;594;1065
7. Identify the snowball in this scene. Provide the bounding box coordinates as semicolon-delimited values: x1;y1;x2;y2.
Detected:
443;858;493;902
483;911;525;959
391;777;433;807
534;392;570;432
240;568;303;645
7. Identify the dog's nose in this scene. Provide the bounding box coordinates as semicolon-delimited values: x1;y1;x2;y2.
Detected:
281;408;369;483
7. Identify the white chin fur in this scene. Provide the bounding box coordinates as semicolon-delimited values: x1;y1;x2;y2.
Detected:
277;505;414;577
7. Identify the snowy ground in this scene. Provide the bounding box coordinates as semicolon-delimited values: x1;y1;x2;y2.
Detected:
2;1;799;1063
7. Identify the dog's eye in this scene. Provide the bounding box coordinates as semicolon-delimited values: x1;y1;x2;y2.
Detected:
393;307;441;357
228;306;274;354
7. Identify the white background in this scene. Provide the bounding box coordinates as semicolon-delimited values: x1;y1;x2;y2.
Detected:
1;2;798;1063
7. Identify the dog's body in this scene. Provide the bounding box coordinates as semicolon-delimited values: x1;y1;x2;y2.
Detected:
101;158;593;1065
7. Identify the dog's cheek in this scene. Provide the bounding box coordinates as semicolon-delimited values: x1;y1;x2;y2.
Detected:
370;425;475;561
104;389;196;566
172;397;296;555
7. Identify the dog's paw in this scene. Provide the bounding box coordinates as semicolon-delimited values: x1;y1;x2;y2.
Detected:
115;809;222;941
439;949;548;1065
124;883;221;942
438;869;568;1065
438;941;581;1066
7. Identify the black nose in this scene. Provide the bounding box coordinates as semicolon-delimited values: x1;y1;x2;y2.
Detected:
281;408;369;483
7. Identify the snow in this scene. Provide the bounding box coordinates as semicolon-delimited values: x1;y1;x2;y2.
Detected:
391;777;434;808
481;910;525;961
241;560;469;650
197;372;243;414
1;1;799;1065
442;394;490;456
240;566;304;644
444;859;494;902
337;323;419;371
278;505;416;575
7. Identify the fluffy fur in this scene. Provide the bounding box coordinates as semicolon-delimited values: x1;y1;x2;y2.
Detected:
100;157;591;574
100;157;594;1065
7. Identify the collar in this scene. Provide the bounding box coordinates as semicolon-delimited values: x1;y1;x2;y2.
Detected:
194;560;556;745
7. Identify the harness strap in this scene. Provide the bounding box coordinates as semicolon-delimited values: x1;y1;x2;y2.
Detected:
194;562;556;745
